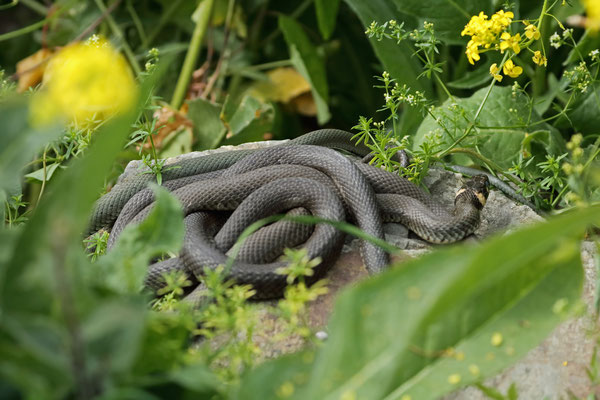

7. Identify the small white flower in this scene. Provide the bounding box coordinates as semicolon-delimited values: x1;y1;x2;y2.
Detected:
550;32;561;49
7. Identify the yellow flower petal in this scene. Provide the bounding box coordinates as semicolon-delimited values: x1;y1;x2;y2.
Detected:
30;39;138;127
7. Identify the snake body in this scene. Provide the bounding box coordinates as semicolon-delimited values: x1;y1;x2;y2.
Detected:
91;129;489;299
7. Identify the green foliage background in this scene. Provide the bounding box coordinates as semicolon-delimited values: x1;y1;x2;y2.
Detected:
1;0;599;399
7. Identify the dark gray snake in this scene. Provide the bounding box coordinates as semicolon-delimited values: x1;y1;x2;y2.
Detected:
90;129;489;299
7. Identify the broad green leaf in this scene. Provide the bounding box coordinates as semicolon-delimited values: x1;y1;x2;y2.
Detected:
566;83;600;136
278;15;331;125
221;95;276;146
24;162;61;183
238;206;596;399
342;0;430;134
159;127;194;159
187;97;227;150
225;95;265;135
95;185;184;294
447;54;501;89
391;0;492;45
413;86;565;170
315;0;341;40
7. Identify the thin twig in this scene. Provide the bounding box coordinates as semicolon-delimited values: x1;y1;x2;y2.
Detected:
202;0;235;99
36;145;49;205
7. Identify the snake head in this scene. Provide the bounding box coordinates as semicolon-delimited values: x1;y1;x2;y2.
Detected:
455;174;490;210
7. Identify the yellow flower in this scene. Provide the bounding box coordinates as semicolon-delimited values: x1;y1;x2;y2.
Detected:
503;59;523;78
462;9;516;64
489;63;503;81
532;50;547;66
500;32;521;54
584;0;600;31
524;24;541;40
490;10;514;33
461;11;489;37
466;40;481;64
30;38;138;127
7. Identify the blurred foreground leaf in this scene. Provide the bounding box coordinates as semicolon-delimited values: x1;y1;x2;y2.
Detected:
95;185;184;294
0;99;62;197
235;206;595;399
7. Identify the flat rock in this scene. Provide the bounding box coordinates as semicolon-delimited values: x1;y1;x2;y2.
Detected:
125;141;596;398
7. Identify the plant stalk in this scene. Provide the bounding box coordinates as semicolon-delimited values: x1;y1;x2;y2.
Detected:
170;0;215;110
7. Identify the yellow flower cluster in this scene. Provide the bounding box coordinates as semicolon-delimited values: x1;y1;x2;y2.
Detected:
30;36;138;127
461;10;514;64
463;10;549;81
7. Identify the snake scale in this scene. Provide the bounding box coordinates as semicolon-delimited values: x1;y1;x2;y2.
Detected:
90;129;489;299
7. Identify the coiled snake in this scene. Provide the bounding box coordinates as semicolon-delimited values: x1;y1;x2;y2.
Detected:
89;129;489;299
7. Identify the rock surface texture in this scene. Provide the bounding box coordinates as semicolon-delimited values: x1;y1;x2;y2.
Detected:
125;140;598;399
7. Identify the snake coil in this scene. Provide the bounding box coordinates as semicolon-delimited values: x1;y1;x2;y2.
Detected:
90;129;489;299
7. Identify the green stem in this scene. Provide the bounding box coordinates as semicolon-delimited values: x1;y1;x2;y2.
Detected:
36;145;49;205
243;59;292;71
126;0;147;45
93;0;142;76
170;0;215;110
20;0;48;15
445;147;523;186
0;15;55;42
551;185;569;208
434;73;454;101
437;53;509;159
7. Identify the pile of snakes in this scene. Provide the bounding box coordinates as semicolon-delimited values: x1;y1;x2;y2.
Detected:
88;129;489;299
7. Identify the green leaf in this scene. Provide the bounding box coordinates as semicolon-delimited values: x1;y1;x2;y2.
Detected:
221;95;276;146
159;127;194;159
278;15;331;125
342;0;430;133
0;99;62;194
413;86;565;170
391;0;492;45
187;97;227;150
24;162;61;183
95;184;184;294
224;95;265;135
566;83;600;136
447;55;501;89
238;206;596;399
315;0;341;40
